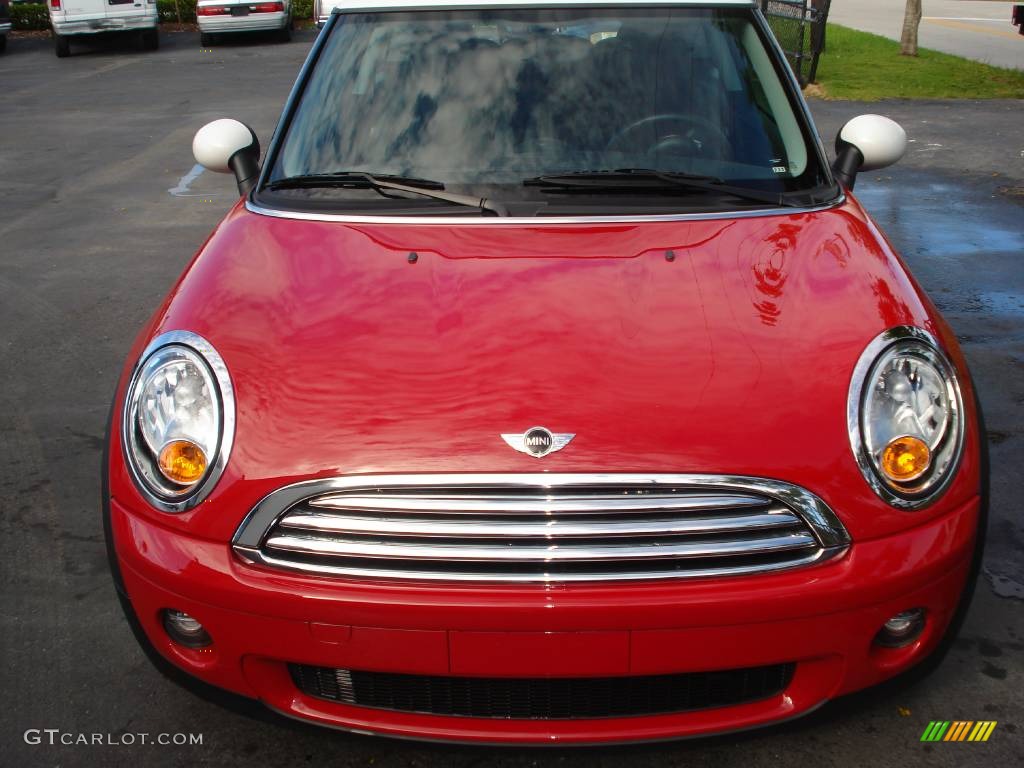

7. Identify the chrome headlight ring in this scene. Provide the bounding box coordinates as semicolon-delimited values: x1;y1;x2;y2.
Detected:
121;330;235;513
848;326;965;510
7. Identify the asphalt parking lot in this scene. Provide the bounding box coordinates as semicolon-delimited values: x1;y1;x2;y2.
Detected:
1;28;1022;768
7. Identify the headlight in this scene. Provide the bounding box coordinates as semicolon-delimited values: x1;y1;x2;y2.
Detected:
122;331;234;512
848;326;964;508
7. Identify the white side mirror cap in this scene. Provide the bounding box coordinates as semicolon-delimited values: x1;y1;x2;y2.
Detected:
193;119;257;174
839;114;907;172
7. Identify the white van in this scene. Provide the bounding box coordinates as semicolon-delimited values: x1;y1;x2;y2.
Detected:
49;0;159;57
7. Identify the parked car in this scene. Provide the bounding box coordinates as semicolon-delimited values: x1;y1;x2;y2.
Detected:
105;0;987;745
0;0;10;54
48;0;158;57
196;0;292;46
312;0;337;28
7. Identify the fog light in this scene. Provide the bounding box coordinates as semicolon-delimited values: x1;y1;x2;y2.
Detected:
875;608;926;648
162;609;212;648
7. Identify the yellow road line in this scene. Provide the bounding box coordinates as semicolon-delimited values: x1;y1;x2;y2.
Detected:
925;17;1013;23
924;17;1024;40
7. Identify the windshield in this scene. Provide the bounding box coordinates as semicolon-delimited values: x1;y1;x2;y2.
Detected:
262;6;833;215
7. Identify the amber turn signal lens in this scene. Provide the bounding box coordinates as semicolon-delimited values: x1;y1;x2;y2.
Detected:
158;440;208;486
880;436;930;482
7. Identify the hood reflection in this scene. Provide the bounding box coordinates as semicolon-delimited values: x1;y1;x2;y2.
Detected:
163;202;933;481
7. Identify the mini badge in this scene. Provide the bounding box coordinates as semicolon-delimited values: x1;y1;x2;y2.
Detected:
501;427;575;458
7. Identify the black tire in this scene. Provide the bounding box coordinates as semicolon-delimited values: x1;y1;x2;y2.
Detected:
200;32;213;47
278;21;292;43
141;28;159;51
54;32;70;58
0;35;7;55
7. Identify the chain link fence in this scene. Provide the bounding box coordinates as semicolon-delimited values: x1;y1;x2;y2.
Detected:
760;0;832;86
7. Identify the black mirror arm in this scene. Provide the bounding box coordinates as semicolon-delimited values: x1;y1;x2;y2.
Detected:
227;126;261;197
833;139;864;191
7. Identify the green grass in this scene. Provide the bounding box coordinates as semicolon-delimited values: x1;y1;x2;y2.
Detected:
811;24;1024;100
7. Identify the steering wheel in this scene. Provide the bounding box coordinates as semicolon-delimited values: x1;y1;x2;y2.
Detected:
606;114;729;158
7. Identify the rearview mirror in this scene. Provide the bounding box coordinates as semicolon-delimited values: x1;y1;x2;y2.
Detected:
193;119;261;197
833;115;907;190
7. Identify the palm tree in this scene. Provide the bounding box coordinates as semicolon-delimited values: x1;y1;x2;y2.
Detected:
901;0;922;56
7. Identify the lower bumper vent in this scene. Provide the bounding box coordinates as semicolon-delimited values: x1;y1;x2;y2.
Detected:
289;663;795;720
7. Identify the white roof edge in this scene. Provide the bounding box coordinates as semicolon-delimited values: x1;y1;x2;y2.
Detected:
329;0;756;13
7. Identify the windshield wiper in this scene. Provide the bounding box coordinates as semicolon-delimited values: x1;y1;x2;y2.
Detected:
265;172;509;217
523;169;799;208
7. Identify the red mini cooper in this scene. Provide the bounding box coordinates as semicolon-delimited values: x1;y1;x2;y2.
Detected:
104;0;987;744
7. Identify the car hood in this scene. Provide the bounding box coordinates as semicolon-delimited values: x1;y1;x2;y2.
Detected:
147;200;949;532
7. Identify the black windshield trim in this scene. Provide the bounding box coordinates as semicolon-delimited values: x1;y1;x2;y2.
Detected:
247;193;844;223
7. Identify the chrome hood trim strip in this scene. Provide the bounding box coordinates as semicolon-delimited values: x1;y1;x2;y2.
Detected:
245;197;845;226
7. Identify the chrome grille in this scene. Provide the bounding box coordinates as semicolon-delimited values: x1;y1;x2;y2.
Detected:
233;474;849;583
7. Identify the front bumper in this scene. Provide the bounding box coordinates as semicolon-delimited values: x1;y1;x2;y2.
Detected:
110;493;979;744
197;12;287;34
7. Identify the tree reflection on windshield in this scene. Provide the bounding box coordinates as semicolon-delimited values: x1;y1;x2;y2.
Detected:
271;7;827;205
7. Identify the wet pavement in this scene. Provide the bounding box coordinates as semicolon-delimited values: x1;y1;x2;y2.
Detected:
814;100;1024;607
860;177;1023;600
1;31;1022;768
